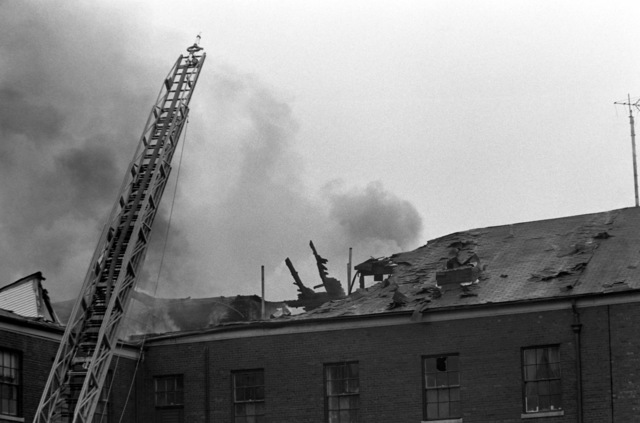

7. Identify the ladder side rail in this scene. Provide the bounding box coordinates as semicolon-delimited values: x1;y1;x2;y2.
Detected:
71;68;187;422
101;59;188;297
33;50;203;423
71;55;203;423
73;176;173;422
33;130;152;423
69;60;186;421
33;154;143;422
31;56;186;422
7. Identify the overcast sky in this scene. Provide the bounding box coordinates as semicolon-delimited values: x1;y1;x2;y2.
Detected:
1;1;640;303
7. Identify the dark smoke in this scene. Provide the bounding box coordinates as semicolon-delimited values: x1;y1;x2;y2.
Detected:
0;87;65;143
0;2;157;301
142;67;424;302
0;2;424;306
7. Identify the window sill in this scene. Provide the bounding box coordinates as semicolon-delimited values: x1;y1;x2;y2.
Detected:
521;410;564;419
421;419;463;423
0;415;25;423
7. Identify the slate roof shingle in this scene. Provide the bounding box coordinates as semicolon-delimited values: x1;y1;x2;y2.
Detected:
293;207;640;320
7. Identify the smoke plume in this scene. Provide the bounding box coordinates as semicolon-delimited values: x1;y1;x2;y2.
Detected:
0;2;160;300
0;2;423;305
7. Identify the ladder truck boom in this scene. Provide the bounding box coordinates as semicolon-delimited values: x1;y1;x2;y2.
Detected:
34;40;206;423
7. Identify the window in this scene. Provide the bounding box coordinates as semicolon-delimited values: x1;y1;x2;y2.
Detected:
154;375;184;423
522;346;562;413
324;362;359;423
423;354;461;420
233;369;265;423
0;349;20;417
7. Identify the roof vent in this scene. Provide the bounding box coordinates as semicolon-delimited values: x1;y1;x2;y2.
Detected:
436;251;482;286
436;266;480;286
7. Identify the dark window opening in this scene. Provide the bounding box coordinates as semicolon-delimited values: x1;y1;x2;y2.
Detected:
154;375;184;423
0;349;20;417
325;362;359;423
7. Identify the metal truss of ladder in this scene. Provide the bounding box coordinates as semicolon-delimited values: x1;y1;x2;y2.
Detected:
34;43;206;423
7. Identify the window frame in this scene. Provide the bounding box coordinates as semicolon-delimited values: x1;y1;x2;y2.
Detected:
521;345;562;414
231;368;265;423
154;374;184;409
324;361;360;423
422;353;461;421
0;348;21;418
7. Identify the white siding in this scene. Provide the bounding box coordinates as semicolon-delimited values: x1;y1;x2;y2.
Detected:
0;280;38;317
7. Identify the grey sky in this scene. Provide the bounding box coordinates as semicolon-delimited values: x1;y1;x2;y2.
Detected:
1;1;639;303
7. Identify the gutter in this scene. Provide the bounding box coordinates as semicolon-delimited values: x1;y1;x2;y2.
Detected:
0;311;64;333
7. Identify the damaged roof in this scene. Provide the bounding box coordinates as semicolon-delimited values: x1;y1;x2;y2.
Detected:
290;207;640;320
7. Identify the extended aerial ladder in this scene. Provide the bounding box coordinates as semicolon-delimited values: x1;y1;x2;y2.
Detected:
34;39;206;423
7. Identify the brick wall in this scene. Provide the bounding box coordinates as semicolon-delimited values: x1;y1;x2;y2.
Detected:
0;328;59;423
0;323;137;423
5;300;638;423
609;303;640;421
137;303;639;423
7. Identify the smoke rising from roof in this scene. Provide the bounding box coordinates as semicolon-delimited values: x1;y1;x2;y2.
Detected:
326;180;423;249
0;2;423;304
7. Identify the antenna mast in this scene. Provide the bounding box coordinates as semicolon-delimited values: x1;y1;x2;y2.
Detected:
614;94;640;207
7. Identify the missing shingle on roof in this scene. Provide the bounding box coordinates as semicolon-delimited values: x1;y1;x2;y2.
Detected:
529;262;589;282
460;282;478;298
602;280;630;292
556;240;597;257
447;240;476;250
415;285;441;299
387;290;409;310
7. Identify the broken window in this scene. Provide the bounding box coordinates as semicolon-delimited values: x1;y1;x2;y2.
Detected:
325;362;359;423
0;349;20;418
233;369;265;423
522;346;562;413
154;374;184;423
423;354;461;420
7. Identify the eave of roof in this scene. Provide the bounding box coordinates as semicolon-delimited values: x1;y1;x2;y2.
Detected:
0;271;44;292
0;307;64;333
140;288;640;344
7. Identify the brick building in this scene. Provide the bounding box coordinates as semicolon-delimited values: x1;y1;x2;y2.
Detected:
0;274;138;423
2;207;640;422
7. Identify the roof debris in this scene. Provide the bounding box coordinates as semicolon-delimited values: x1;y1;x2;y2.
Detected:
284;241;346;311
602;280;630;293
387;288;409;310
287;208;640;321
41;208;640;338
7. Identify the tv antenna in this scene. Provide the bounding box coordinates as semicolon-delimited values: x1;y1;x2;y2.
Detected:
614;94;640;207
